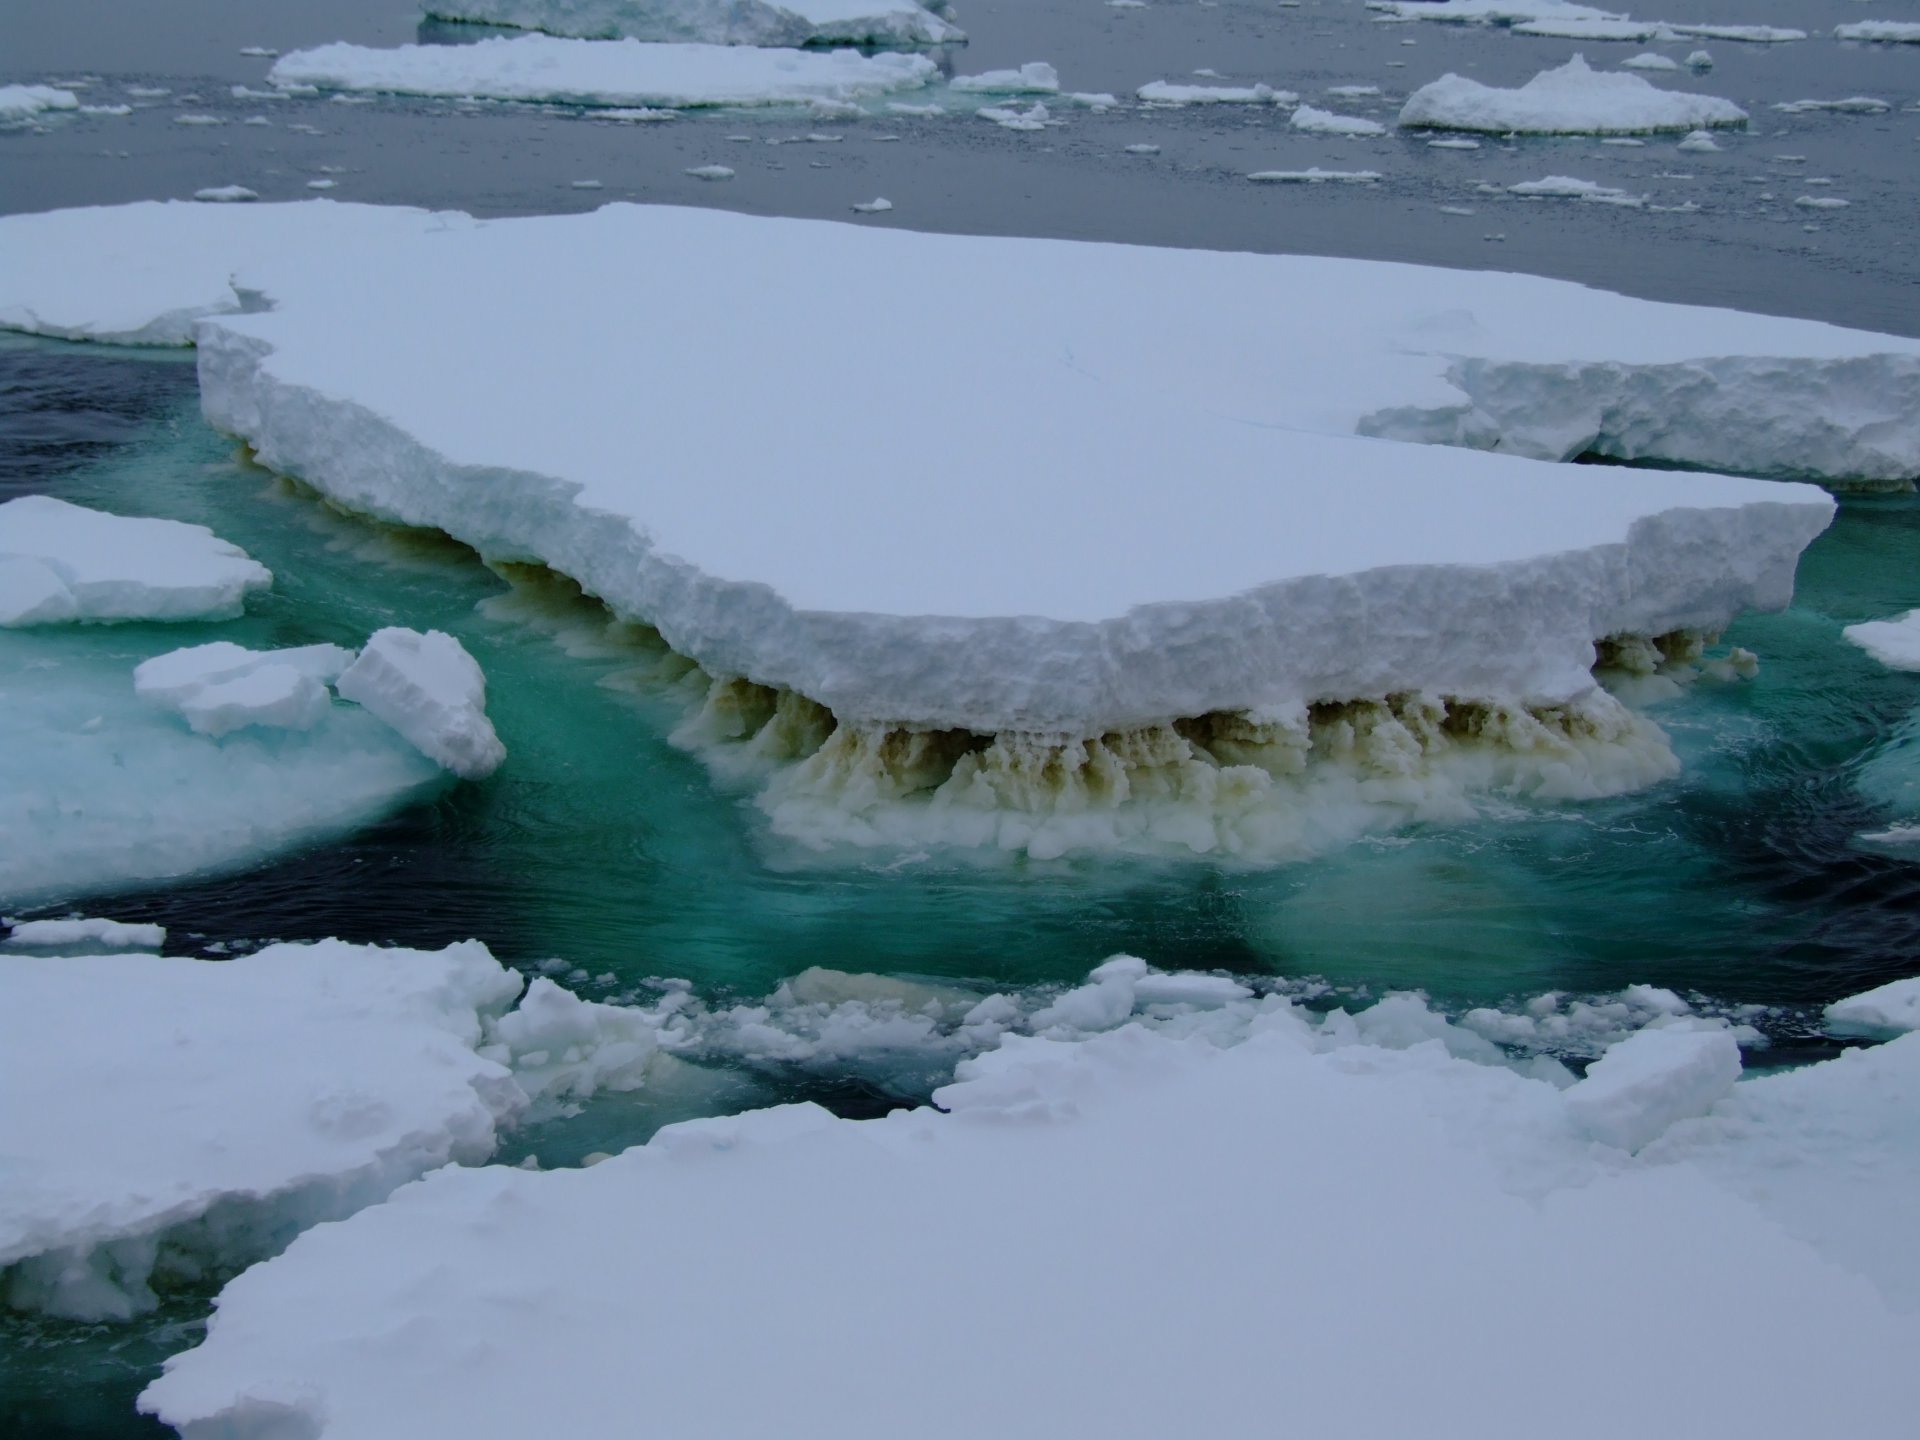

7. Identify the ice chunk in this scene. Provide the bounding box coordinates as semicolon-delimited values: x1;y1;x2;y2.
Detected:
1836;21;1920;44
850;197;892;213
334;627;506;780
950;62;1059;94
421;0;964;48
1400;55;1748;135
1248;167;1380;183
2;916;164;950
1369;0;1624;23
135;640;354;737
1137;80;1291;104
140;1011;1920;1438
1675;128;1720;152
1509;175;1643;205
1825;978;1920;1040
0;85;80;123
1619;52;1678;71
684;163;735;178
1844;611;1920;672
487;977;666;1109
1773;97;1891;116
1565;1024;1741;1151
0;496;271;625
1290;104;1386;136
193;185;259;203
268;36;938;110
976;102;1048;131
0;940;527;1320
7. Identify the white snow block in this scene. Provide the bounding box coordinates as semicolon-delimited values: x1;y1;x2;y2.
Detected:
1566;1024;1741;1151
335;627;506;779
134;640;354;737
422;0;965;48
0;496;271;624
1843;611;1920;673
1401;55;1748;135
140;1017;1920;1438
2;916;165;950
0;85;79;123
0;940;527;1320
1825;977;1920;1040
269;35;939;109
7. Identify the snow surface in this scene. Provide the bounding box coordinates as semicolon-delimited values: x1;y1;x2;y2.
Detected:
8;199;1919;849
0;940;527;1320
0;495;271;625
334;627;507;780
1826;977;1920;1039
1401;55;1747;135
139;995;1920;1438
421;0;964;48
1564;1022;1740;1150
1845;610;1920;672
268;35;938;109
1837;21;1920;44
0;85;80;122
2;916;164;950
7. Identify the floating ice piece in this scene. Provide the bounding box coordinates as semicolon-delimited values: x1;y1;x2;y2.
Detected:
1826;977;1920;1039
850;196;892;212
1291;104;1386;136
305;177;337;190
1401;55;1747;135
590;105;677;120
684;163;735;177
1428;136;1480;149
1122;142;1159;154
0;496;271;626
2;917;165;950
1844;610;1920;671
1248;167;1380;182
269;36;938;110
134;640;354;737
1137;80;1292;104
1328;84;1382;99
950;62;1059;94
0;940;527;1319
238;45;280;58
1773;97;1891;115
139;1006;1920;1438
1793;195;1849;210
1619;52;1678;71
1686;48;1712;67
80;103;132;116
976;102;1047;130
1674;24;1802;43
1565;1023;1742;1151
420;0;964;48
1513;18;1673;40
1836;21;1920;44
1509;174;1642;204
0;85;80;122
173;113;224;126
1676;127;1720;151
485;976;665;1109
193;185;259;203
334;628;506;780
1368;0;1622;24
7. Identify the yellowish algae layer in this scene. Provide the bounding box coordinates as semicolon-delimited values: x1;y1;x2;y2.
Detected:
484;564;1742;861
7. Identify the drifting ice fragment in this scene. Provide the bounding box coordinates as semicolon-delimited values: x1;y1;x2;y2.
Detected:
1825;978;1920;1039
2;917;165;950
0;496;271;625
1400;55;1747;135
1137;80;1291;104
193;185;259;202
1836;21;1920;44
1565;1024;1741;1151
134;640;355;737
1675;129;1720;152
1291;105;1386;136
420;0;965;48
1248;167;1380;183
1844;611;1920;672
0;85;80;123
334;627;506;780
685;163;735;178
950;62;1059;94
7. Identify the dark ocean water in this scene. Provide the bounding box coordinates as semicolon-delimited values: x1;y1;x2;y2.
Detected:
3;2;1919;1434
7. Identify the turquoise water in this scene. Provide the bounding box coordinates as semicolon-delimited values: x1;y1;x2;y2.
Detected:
6;338;1920;1435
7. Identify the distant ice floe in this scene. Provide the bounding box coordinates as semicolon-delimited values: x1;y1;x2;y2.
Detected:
1367;1;1804;43
1619;51;1677;70
1137;79;1295;104
1845;611;1920;672
268;35;938;109
1509;174;1644;205
1837;21;1920;44
136;955;1920;1437
193;185;259;203
10;201;1920;856
950;62;1058;94
1826;977;1920;1039
1773;97;1891;116
1249;167;1380;183
421;0;964;48
1676;127;1720;151
0;85;80;124
1290;104;1386;136
0;496;271;625
0;939;666;1320
1401;55;1747;135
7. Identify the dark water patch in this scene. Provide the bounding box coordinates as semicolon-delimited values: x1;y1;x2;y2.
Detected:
0;342;194;499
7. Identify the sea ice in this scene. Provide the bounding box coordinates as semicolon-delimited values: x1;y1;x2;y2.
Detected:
1401;55;1747;135
1619;52;1678;71
1836;21;1920;44
1676;128;1720;151
1773;97;1891;115
1248;167;1380;183
134;640;355;737
1368;0;1621;23
138;992;1920;1438
1509;174;1642;204
334;628;506;780
0;85;80;123
950;62;1059;94
9;201;1920;852
1844;611;1920;671
420;0;964;48
268;35;939;109
1825;977;1920;1039
1290;104;1386;136
193;185;259;203
1564;1022;1741;1150
1136;80;1293;104
2;916;164;950
0;495;271;625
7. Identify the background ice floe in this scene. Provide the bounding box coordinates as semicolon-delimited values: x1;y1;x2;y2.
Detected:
421;0;964;48
1399;54;1747;134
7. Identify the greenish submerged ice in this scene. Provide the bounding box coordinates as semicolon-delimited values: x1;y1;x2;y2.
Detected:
6;336;1920;1435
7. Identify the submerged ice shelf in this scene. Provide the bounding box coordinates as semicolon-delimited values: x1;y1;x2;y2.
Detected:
8;199;1920;853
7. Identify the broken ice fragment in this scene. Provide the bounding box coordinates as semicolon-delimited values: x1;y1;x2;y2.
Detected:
334;627;506;780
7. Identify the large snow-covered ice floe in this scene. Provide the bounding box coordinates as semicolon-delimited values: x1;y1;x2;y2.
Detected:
422;0;964;48
1401;55;1747;135
268;35;938;109
1;496;271;625
9;203;1920;857
1836;21;1920;44
139;981;1920;1437
0;941;533;1320
1826;976;1920;1040
0;84;81;124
